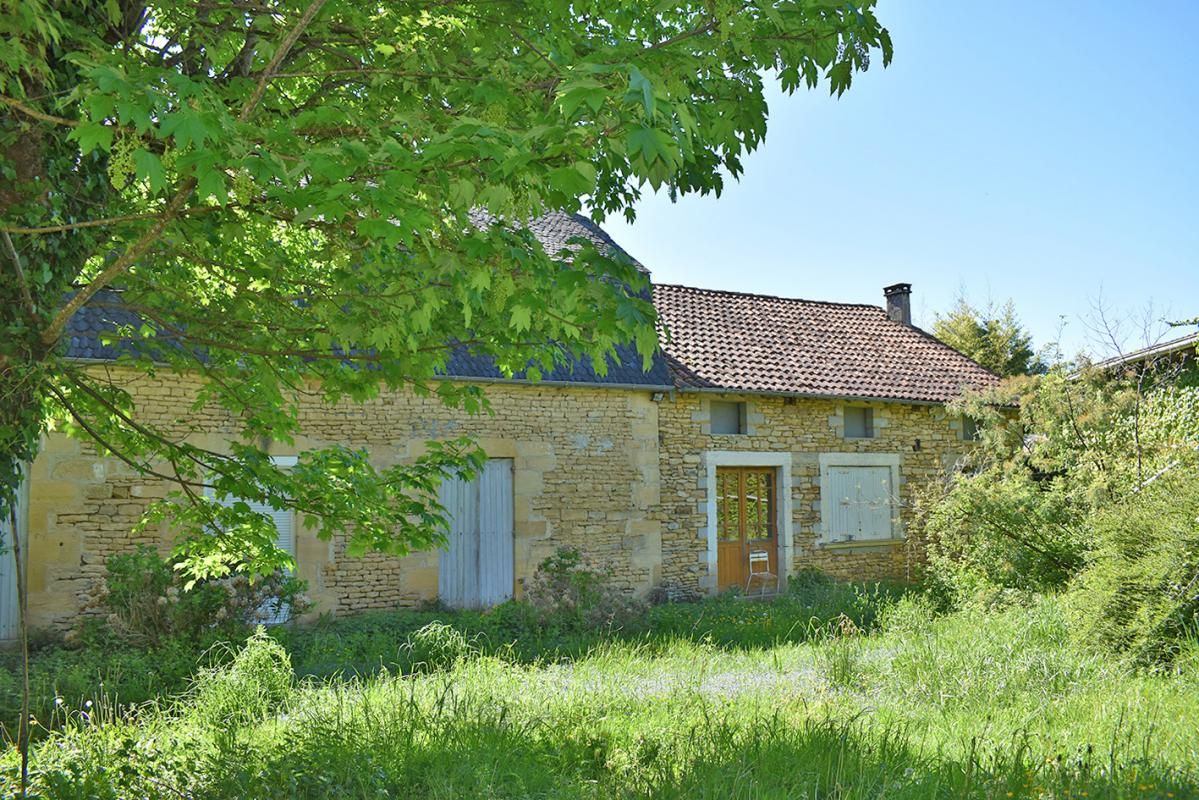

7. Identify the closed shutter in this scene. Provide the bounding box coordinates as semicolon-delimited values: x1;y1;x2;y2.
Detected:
210;491;295;624
826;465;893;541
860;467;893;539
437;469;478;609
0;464;29;641
211;494;296;558
439;458;514;609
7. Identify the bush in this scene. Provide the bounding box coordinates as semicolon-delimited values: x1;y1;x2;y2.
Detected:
524;547;644;632
85;546;311;646
1067;467;1199;666
190;628;293;729
919;470;1091;604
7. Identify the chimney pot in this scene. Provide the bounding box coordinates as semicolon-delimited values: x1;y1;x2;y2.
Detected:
884;283;912;325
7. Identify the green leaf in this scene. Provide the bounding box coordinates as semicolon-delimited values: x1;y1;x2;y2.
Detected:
628;67;655;119
557;78;607;118
509;305;532;332
194;161;227;203
548;162;596;197
159;110;212;150
132;149;165;192
449;178;475;207
627;125;677;166
71;121;113;154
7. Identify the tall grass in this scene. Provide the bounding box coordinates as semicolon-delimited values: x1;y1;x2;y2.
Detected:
5;598;1198;799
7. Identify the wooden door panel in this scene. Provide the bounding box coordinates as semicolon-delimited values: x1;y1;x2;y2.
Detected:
717;540;747;589
439;459;514;609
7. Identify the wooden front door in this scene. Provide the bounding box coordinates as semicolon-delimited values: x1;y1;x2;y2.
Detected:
716;467;778;591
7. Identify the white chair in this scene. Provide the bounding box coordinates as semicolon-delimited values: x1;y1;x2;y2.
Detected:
745;550;776;596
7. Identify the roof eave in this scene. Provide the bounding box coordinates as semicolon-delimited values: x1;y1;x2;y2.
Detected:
68;356;675;393
672;384;974;407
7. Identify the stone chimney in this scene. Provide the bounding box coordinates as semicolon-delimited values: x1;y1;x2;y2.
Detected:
884;283;912;325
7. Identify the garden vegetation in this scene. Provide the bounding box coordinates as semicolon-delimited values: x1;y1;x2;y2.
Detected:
3;345;1198;799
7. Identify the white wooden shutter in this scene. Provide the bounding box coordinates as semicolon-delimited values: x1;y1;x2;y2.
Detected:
857;466;893;539
828;467;857;542
827;465;894;541
210;493;295;558
477;459;514;607
0;463;29;641
208;489;295;624
438;459;513;609
438;470;478;608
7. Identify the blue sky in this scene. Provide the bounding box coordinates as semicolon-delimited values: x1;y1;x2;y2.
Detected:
601;1;1198;360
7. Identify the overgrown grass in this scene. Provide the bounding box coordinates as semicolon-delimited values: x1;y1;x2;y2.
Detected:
0;571;898;736
4;595;1198;798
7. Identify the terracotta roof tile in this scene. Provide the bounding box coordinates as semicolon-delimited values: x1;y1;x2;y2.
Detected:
653;283;1001;404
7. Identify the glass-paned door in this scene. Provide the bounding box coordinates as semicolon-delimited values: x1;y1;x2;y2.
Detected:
715;467;778;591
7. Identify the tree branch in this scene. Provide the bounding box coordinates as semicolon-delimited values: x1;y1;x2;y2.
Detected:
643;19;719;52
1;231;34;317
2;203;230;236
0;96;78;128
39;178;198;347
239;0;328;123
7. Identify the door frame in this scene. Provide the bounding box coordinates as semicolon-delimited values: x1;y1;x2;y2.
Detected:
702;451;793;594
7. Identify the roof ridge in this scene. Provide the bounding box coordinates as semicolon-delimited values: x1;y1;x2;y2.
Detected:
653;282;884;311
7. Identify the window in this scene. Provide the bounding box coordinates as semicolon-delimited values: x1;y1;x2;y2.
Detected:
961;415;981;441
843;406;874;438
204;456;297;623
818;454;901;543
710;401;747;435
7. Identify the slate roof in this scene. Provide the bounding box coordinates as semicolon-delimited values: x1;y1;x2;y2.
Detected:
468;209;645;270
653;283;1001;404
65;291;169;362
63;213;672;387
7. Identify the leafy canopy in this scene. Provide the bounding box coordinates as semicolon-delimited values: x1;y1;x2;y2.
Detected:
933;297;1045;378
0;0;891;578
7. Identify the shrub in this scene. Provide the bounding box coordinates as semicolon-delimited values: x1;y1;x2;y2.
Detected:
84;546;311;646
1067;467;1199;666
524;547;643;632
190;628;293;729
919;469;1091;604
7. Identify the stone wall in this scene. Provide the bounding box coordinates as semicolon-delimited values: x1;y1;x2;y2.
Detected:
24;368;663;631
23;364;973;633
656;393;971;594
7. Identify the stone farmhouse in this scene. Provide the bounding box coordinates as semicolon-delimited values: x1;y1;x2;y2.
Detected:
1;213;999;635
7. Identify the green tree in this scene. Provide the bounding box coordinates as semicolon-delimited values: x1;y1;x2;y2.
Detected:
2;4;889;786
0;3;892;576
933;297;1044;377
